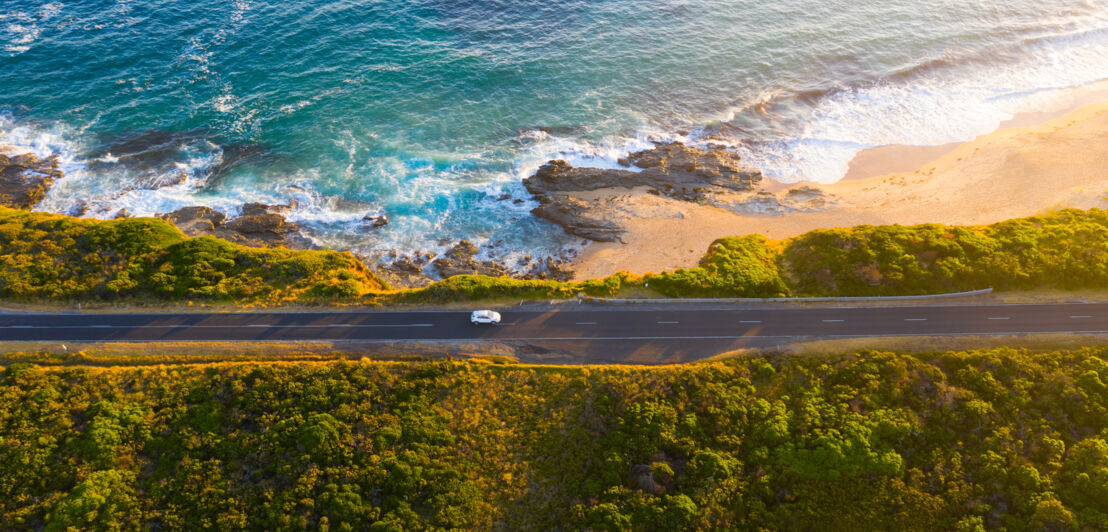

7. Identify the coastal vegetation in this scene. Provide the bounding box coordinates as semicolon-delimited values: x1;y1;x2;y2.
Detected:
3;347;1108;529
3;206;1108;305
0;208;385;305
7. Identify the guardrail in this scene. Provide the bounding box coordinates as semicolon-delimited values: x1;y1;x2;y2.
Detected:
578;287;994;305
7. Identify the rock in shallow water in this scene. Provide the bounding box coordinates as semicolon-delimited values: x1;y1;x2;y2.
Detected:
362;213;389;228
0;152;63;209
158;203;306;249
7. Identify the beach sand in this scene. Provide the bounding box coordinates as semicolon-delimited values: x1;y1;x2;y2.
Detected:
571;99;1108;280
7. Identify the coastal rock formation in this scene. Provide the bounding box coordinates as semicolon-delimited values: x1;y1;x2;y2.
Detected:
376;254;435;289
526;142;761;198
90;130;276;188
524;142;763;241
160;206;227;234
431;240;509;278
707;185;840;216
370;243;577;289
159;202;307;248
363;213;389;228
0;152;63;209
530;195;627;243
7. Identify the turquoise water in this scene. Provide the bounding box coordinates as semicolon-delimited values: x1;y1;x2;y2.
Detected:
2;0;1107;262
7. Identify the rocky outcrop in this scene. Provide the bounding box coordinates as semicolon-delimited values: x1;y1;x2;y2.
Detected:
369;242;577;289
431;240;509;278
526;142;761;199
362;213;389;228
159;202;308;248
160;206;227;235
531;195;626;243
524;142;762;242
375;253;436;289
708;185;840;216
0;152;63;209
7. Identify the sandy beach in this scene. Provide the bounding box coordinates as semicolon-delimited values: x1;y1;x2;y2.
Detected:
572;98;1108;280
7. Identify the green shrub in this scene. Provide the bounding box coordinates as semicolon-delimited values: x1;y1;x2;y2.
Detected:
645;235;790;297
4;349;1108;529
0;208;386;303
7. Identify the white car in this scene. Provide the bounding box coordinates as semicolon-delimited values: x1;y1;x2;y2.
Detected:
470;310;502;325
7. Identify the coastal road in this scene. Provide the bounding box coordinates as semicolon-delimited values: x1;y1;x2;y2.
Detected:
1;302;1107;363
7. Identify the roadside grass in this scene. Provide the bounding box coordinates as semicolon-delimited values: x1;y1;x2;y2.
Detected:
0;340;522;367
712;333;1108;360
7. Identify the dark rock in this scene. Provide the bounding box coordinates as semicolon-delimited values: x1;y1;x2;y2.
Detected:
91;130;276;188
431;240;509;279
531;196;625;243
67;201;91;217
223;212;288;234
496;194;512;201
112;208;132;219
445;240;478;261
159;203;305;249
527;142;760;198
360;251;435;289
239;202;272;218
522;142;761;242
0;152;63;209
524;160;639;194
363;213;389;228
159;206;227;235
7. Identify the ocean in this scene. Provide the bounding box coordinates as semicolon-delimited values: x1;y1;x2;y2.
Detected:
2;0;1107;264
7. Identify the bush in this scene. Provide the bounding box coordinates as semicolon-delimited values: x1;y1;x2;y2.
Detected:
0;208;386;304
3;349;1108;529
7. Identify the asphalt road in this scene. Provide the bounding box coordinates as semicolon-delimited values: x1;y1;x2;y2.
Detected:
1;302;1106;362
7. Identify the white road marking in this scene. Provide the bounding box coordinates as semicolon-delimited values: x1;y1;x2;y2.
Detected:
988;317;1010;320
904;318;927;321
91;325;112;328
576;322;597;325
822;319;845;323
657;321;679;324
740;320;761;324
410;324;434;327
1071;315;1094;319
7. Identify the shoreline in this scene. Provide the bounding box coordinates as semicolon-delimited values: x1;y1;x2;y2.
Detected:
842;79;1108;181
571;96;1108;280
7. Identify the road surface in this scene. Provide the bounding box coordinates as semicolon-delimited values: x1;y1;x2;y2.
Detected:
1;302;1106;362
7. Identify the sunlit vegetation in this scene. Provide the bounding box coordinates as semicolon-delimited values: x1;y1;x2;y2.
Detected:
646;208;1108;298
2;348;1107;529
3;207;1108;305
780;208;1108;296
0;208;385;304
